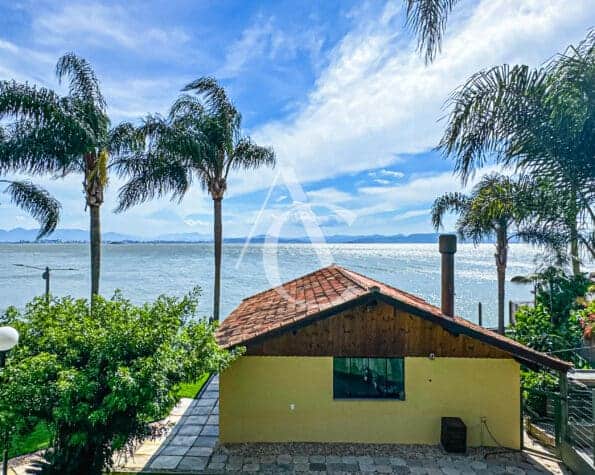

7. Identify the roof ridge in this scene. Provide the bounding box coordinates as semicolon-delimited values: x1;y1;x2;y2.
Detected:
331;265;373;291
340;266;430;304
240;263;340;302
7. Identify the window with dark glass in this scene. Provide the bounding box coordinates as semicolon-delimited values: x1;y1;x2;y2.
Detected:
333;357;405;400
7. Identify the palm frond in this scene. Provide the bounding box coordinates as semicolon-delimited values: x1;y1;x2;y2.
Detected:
0;118;87;174
115;155;191;212
56;53;106;109
430;191;469;229
182;77;240;140
228;138;275;177
405;0;458;63
1;180;61;239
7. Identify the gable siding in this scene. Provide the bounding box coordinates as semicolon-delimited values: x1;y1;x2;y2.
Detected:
246;301;511;359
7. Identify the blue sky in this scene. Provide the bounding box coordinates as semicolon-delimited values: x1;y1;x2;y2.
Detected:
1;0;593;238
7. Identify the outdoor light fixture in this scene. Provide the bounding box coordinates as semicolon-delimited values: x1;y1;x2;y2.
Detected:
0;326;18;352
0;326;18;475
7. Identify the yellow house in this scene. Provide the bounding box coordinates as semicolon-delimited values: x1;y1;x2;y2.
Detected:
216;247;569;449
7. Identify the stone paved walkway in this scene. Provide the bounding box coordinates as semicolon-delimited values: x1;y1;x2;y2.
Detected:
141;375;220;472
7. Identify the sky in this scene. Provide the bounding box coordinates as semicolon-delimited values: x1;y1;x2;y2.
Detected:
0;0;593;239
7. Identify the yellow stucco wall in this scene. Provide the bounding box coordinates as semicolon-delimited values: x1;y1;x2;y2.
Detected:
220;356;520;448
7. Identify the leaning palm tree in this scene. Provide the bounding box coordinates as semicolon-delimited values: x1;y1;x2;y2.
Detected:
0;179;60;239
439;30;595;274
432;174;535;334
0;53;129;298
115;78;275;321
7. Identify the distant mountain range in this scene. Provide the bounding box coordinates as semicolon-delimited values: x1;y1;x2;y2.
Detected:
0;227;451;244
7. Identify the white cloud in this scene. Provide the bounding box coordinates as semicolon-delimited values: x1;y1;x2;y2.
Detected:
379;169;404;179
33;3;190;52
393;208;431;222
242;0;593;195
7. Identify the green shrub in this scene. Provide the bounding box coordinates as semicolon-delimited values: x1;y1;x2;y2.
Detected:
509;303;583;359
0;289;239;475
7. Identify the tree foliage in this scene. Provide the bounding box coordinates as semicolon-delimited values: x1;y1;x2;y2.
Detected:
0;290;239;475
0;179;60;239
439;30;595;268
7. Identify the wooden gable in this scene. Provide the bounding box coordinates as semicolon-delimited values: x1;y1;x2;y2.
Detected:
245;300;512;359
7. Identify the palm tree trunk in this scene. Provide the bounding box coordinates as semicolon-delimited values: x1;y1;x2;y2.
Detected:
569;222;580;276
213;197;222;322
90;204;101;298
495;228;508;334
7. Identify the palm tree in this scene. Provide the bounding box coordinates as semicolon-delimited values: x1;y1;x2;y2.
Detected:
0;179;60;239
432;174;534;334
115;78;275;321
0;53;128;298
439;30;595;274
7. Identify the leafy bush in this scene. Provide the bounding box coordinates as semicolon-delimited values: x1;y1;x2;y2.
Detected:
508;303;583;360
533;267;591;323
575;299;595;339
0;290;239;475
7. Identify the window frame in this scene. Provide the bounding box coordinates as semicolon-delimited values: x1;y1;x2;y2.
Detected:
332;356;406;401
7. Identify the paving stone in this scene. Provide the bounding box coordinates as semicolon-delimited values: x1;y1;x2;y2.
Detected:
207;414;219;424
376;465;393;474
242;463;260;472
203;390;219;397
193;436;218;448
374;456;391;465
201;424;219;436
391;456;407;466
186;415;209;424
393;467;412;474
192;405;213;415
186;446;213;457
309;462;327;471
211;454;228;463
471;461;488;470
207;461;226;471
293;455;309;464
358;456;374;465
277;454;293;464
310;455;326;463
505;467;526;475
196;397;217;406
150;455;182;469
177;424;203;436
326;455;342;463
328;462;359;472
158;445;190;456
341;455;358;464
170;435;198;446
178;456;208;470
294;462;309;472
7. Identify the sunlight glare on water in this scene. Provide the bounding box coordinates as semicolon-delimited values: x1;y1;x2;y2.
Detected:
1;242;544;327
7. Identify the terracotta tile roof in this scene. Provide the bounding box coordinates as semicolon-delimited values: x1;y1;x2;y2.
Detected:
216;264;571;371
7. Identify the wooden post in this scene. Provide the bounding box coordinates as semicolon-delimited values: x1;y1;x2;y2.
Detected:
559;371;568;445
42;266;50;304
478;302;483;327
509;300;514;325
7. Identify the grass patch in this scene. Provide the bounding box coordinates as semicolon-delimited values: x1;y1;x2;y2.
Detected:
9;422;52;458
178;373;210;398
8;374;211;459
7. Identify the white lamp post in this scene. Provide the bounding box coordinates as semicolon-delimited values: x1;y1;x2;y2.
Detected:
0;326;18;475
0;327;18;353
